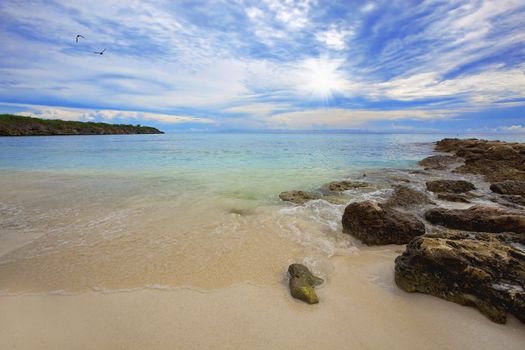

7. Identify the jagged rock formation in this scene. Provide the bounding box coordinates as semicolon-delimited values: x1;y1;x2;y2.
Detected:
425;206;525;233
342;201;425;245
426;179;476;193
395;231;525;324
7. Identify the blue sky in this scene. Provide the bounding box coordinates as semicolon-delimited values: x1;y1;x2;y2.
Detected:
0;0;524;132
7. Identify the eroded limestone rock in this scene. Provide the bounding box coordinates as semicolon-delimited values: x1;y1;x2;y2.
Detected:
426;179;475;193
322;180;369;192
418;155;459;170
490;180;525;196
342;201;426;245
279;191;320;204
425;206;525;233
385;185;434;209
395;231;525;324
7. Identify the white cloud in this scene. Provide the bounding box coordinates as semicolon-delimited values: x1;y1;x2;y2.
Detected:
497;125;525;133
371;64;525;103
263;0;315;30
7;103;215;124
467;125;525;133
361;3;376;13
0;0;524;130
315;25;353;50
266;108;452;129
222;103;292;117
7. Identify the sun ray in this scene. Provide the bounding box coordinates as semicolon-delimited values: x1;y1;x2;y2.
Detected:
297;57;347;104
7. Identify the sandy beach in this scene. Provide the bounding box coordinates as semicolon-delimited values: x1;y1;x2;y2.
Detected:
2;135;525;349
2;254;524;350
2;0;525;347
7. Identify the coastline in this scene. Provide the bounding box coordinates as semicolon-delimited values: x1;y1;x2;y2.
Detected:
1;137;524;349
0;114;163;136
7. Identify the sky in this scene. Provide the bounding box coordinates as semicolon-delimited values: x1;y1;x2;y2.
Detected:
0;0;524;132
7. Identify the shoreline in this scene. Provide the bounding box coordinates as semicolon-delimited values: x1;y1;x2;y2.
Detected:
1;137;524;349
1;255;524;350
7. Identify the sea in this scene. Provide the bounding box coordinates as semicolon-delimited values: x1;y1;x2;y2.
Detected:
1;132;524;294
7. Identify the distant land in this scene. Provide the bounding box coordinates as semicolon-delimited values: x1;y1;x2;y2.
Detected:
0;114;163;136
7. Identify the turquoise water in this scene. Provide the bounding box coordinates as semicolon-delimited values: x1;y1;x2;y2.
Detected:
2;133;524;199
1;132;525;292
0;133;440;173
0;133;525;205
2;132;525;201
0;133;443;200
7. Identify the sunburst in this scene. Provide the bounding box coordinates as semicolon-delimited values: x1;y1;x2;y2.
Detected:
298;57;347;103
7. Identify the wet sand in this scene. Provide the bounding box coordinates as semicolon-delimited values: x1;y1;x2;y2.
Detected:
1;254;524;350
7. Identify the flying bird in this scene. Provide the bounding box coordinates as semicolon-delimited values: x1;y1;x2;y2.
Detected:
93;48;106;55
75;34;84;43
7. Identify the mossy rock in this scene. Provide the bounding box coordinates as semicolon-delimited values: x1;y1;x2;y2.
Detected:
288;264;323;304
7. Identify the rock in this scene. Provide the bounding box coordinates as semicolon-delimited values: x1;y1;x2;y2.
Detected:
501;195;525;207
342;201;426;245
455;147;486;158
288;264;323;304
490;195;525;209
279;191;320;204
426;180;475;193
435;138;486;153
488;195;524;210
435;138;525;182
485;145;522;161
279;190;348;205
389;176;411;183
395;231;525;324
490;180;525;196
425;206;525;233
322;180;369;192
437;193;471;203
459;163;525;183
410;170;431;175
385;185;434;208
418;155;459;170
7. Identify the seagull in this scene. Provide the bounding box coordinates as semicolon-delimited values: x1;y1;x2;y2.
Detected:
75;34;84;43
93;48;106;55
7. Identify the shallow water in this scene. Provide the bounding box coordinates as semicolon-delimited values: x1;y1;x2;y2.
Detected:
1;133;524;293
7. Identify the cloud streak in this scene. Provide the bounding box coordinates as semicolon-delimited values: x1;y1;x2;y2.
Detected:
5;103;215;124
0;0;524;131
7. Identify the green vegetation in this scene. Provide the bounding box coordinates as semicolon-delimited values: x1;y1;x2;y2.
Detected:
0;114;163;136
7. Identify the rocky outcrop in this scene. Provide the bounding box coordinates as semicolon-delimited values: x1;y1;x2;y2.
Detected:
278;190;347;205
385;185;434;208
342;201;426;245
490;180;525;196
288;264;324;304
489;195;525;210
437;193;471;203
395;231;525;324
435;138;525;182
418;155;459;170
500;195;525;207
279;191;320;204
322;180;369;192
426;179;475;193
425;206;525;233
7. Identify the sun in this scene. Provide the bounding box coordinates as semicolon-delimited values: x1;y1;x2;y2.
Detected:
298;57;347;102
